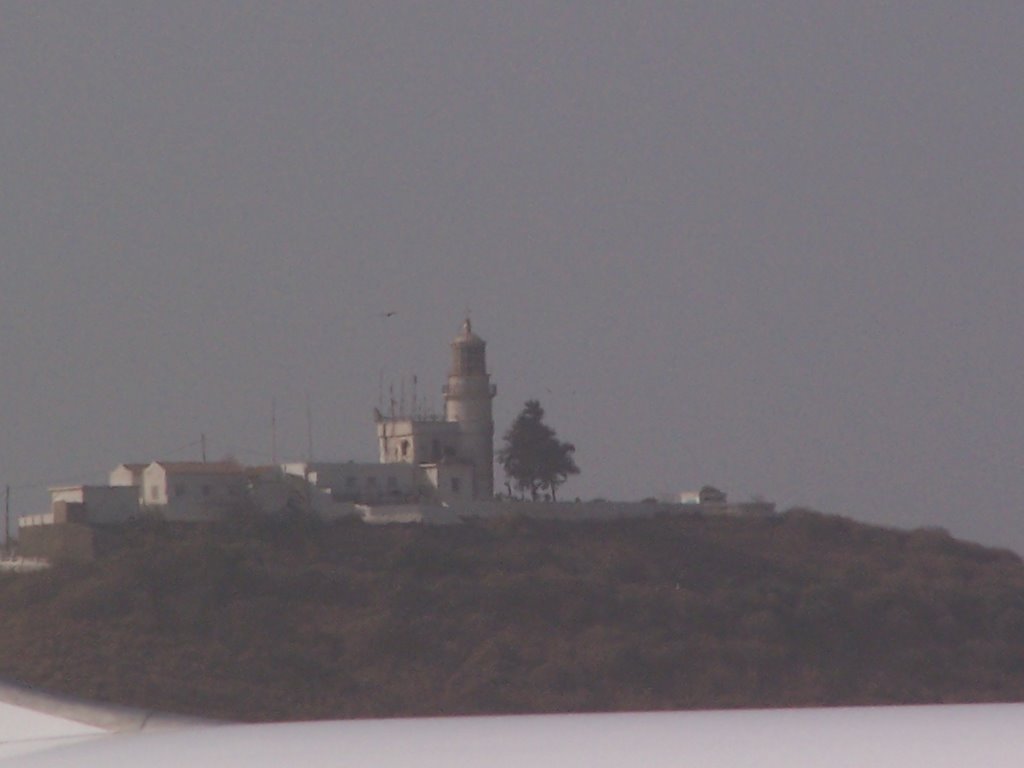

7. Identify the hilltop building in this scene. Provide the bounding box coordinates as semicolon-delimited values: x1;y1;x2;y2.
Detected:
279;319;496;507
17;318;774;561
131;461;249;521
375;318;496;500
24;321;499;530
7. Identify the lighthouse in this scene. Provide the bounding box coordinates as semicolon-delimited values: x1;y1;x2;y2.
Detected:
443;319;497;499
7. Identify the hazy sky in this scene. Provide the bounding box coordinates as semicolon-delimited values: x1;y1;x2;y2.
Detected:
2;3;1022;551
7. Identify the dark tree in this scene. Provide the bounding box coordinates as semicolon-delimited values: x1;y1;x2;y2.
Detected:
498;400;580;501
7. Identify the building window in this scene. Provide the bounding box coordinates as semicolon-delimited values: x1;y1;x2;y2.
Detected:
451;477;461;494
150;485;159;501
401;440;409;458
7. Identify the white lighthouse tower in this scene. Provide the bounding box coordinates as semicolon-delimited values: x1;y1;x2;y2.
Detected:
443;319;497;499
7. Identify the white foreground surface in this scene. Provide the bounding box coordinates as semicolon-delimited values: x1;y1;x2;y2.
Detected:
0;681;206;761
0;700;102;760
2;703;1024;767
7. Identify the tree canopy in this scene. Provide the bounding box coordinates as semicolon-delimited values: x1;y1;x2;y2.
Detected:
498;400;580;501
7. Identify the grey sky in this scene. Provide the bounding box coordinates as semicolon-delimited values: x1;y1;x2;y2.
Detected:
2;3;1022;550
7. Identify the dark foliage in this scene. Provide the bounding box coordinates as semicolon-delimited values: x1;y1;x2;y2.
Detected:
1;509;1024;721
498;400;579;500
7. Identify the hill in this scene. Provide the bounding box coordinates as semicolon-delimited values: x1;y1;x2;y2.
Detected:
1;509;1023;721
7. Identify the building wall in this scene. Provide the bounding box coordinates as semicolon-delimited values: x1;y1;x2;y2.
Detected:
443;378;496;500
19;513;56;527
142;464;249;521
358;504;441;525
443;323;496;499
364;499;776;524
249;469;360;520
49;487;85;505
282;462;420;504
377;419;461;465
109;464;146;489
50;485;140;524
420;462;475;504
371;321;498;501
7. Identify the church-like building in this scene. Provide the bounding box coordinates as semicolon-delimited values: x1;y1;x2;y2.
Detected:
375;318;497;501
280;319;497;507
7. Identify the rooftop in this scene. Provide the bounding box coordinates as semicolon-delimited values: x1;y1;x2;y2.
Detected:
150;461;245;476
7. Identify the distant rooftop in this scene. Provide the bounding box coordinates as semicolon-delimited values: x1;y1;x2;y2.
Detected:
150;461;244;476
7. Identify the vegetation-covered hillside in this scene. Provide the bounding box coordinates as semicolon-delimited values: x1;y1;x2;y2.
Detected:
1;509;1024;721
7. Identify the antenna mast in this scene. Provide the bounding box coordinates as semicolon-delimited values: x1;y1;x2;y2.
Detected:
271;397;278;465
305;394;314;462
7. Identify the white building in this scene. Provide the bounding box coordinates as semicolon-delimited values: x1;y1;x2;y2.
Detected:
24;320;509;535
281;461;419;504
374;319;496;501
280;457;474;507
141;460;249;521
109;463;147;489
668;486;729;506
284;319;497;507
28;484;141;527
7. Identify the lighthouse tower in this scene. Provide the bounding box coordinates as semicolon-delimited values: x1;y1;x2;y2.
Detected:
443;319;497;499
